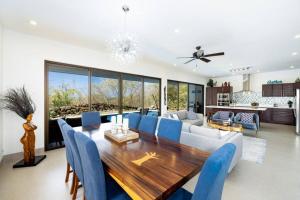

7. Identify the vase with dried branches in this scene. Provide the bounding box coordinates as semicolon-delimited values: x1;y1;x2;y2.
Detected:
0;86;45;167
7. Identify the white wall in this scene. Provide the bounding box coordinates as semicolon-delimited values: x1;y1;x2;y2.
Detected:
213;69;300;93
1;29;207;155
0;24;3;162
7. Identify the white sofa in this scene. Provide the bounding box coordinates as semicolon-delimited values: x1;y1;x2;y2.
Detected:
163;110;204;126
180;125;243;172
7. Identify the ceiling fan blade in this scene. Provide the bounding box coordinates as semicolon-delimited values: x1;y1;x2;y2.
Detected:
184;59;196;64
177;57;194;59
203;52;225;57
200;58;211;63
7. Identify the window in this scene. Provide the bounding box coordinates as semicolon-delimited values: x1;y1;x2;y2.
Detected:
48;65;89;119
167;81;178;111
91;70;120;115
179;83;188;110
144;78;160;115
167;80;204;113
45;61;161;150
122;75;143;113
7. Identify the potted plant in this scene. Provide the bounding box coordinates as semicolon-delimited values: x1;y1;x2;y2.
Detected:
287;100;293;108
207;79;214;87
0;86;46;167
295;78;300;83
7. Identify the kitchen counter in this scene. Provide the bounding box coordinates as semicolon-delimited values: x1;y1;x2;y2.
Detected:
205;105;268;111
205;105;295;110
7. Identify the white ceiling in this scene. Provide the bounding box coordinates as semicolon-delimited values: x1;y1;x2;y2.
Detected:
0;0;300;77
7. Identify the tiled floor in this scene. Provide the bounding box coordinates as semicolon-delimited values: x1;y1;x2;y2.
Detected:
0;123;299;200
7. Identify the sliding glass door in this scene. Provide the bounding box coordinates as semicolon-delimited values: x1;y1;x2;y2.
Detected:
91;70;120;115
45;61;161;150
122;75;143;113
144;78;160;115
167;80;204;113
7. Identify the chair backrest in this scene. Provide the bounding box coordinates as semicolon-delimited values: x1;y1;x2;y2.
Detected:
62;123;84;184
81;112;101;128
192;143;236;200
128;113;141;130
157;118;182;142
138;115;158;135
57;119;74;168
74;133;106;200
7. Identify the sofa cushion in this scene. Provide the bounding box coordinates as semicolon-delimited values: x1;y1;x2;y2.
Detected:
182;119;202;126
172;114;180;120
177;110;188;120
187;111;197;120
219;111;230;120
240;113;254;123
190;125;233;140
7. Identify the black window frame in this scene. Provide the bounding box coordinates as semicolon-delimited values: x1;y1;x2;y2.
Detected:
45;60;161;151
167;79;204;113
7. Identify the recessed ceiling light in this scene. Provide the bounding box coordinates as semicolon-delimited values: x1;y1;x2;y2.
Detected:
256;69;260;73
295;34;300;39
290;65;295;69
292;52;298;56
173;63;177;66
174;29;180;33
29;20;37;26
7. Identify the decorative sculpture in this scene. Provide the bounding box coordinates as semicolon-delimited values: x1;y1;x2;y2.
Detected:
0;86;46;167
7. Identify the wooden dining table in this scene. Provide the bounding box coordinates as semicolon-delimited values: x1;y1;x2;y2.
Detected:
74;123;210;200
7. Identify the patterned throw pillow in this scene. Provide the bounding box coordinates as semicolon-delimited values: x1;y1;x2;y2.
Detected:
240;113;255;123
219;111;230;120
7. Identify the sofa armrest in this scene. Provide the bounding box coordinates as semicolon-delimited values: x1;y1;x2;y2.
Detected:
254;113;260;130
196;113;204;121
226;132;243;172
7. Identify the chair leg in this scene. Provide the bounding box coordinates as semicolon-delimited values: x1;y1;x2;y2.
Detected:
72;175;79;200
70;173;76;194
65;163;71;183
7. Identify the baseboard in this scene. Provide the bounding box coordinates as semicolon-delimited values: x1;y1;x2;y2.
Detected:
0;148;44;166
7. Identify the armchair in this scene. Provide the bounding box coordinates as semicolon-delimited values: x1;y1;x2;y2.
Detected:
234;112;259;135
211;111;234;123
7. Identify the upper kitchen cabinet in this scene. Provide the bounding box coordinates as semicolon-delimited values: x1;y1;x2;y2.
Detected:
262;83;298;97
206;86;230;105
272;84;283;97
282;83;294;97
262;84;273;97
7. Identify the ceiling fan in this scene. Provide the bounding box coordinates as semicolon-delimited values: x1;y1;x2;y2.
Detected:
177;46;224;64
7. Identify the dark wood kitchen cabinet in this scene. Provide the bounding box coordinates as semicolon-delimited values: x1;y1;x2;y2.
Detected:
262;83;298;97
206;87;228;105
294;83;300;95
282;83;294;97
206;87;213;105
272;84;283;97
262;84;273;97
271;108;295;125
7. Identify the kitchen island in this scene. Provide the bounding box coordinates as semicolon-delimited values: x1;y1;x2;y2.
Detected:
206;105;295;125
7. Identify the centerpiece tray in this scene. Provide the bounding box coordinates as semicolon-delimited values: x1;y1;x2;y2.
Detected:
104;130;139;143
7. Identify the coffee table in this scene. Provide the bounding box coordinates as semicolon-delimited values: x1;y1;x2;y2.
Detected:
207;120;243;133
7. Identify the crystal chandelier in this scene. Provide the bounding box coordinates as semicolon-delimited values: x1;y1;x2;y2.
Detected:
110;5;138;64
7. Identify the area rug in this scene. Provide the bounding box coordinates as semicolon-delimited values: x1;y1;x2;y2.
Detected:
242;136;267;164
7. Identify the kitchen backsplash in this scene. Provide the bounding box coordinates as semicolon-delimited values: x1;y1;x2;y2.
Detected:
232;91;295;106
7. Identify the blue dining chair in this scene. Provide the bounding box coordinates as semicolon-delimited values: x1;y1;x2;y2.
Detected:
128;113;141;130
57;119;74;186
157;118;182;143
138;115;158;135
74;132;130;200
81;111;101;128
62;123;84;200
168;143;236;200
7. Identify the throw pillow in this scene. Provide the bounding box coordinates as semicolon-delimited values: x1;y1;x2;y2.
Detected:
219;111;230;120
241;113;255;123
172;114;180;120
187;111;197;120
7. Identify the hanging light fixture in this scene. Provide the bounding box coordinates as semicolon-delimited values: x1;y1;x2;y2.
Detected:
110;5;138;63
